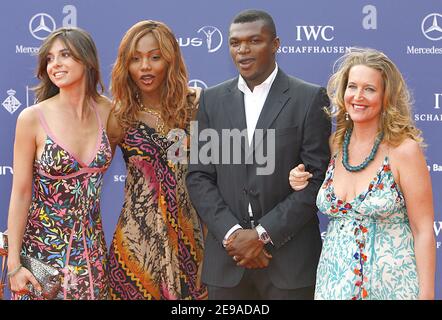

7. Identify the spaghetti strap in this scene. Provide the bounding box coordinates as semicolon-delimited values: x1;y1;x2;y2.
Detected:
385;144;391;160
90;100;104;129
36;107;55;137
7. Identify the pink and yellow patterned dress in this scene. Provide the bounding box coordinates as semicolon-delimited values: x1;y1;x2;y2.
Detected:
108;121;206;300
16;105;112;300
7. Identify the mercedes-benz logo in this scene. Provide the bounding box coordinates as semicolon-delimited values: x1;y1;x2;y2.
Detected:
197;26;223;53
29;13;56;40
421;13;442;41
188;79;208;89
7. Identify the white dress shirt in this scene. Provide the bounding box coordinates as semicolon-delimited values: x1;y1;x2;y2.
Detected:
223;63;278;244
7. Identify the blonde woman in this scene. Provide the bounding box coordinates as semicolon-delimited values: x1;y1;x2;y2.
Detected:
289;48;435;300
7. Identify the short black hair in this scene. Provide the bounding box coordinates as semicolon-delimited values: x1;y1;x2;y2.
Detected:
231;9;277;38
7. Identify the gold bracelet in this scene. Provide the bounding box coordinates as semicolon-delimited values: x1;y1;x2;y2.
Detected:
7;264;22;278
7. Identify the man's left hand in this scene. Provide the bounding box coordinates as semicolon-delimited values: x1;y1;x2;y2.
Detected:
225;229;263;264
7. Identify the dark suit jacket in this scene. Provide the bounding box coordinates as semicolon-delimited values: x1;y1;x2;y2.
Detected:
186;68;331;289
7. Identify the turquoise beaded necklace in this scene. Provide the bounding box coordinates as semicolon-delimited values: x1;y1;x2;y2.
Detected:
342;127;384;172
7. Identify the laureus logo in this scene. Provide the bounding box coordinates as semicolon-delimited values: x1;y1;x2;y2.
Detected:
197;26;223;53
178;26;223;53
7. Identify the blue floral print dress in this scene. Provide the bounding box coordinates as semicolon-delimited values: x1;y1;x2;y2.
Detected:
314;154;419;300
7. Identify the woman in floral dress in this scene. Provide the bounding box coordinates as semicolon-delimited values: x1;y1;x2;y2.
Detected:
289;48;435;300
7;27;112;299
106;20;206;300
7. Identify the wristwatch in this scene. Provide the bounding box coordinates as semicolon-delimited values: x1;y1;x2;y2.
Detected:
255;224;271;244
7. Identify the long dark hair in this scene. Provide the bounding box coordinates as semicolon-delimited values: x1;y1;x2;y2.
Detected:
34;27;104;102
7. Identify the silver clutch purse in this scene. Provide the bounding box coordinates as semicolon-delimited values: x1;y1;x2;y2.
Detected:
0;231;63;300
20;255;63;300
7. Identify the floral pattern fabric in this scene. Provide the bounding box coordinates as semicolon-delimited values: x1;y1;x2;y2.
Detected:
314;154;419;300
15;107;112;300
108;121;206;300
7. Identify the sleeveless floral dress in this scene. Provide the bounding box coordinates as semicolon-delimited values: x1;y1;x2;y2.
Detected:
16;105;112;300
108;121;206;300
314;154;419;300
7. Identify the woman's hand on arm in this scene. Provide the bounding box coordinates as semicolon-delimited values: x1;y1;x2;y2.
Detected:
289;164;312;191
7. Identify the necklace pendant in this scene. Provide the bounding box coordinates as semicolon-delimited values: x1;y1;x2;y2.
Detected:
140;104;167;135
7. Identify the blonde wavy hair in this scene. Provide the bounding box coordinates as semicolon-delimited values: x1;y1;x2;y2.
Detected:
327;47;423;148
34;27;104;103
110;20;193;133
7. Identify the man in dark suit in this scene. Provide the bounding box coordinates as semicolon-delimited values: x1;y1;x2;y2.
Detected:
186;9;331;299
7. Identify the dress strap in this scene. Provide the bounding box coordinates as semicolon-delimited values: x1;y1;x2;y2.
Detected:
36;107;78;160
329;152;339;170
36;101;104;168
90;100;104;130
36;107;57;139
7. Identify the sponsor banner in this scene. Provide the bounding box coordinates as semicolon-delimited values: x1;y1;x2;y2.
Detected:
0;165;13;176
178;26;223;53
15;5;78;56
435;221;442;249
1;86;35;115
1;0;441;299
188;79;208;89
406;12;442;55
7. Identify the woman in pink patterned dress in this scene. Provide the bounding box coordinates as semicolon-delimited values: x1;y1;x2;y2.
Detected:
106;20;206;300
7;27;112;299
